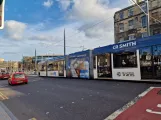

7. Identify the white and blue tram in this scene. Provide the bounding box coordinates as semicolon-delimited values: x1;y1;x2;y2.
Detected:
39;34;161;81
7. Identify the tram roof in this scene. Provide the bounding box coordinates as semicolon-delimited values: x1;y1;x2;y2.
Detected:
68;50;90;58
47;56;64;62
93;34;161;55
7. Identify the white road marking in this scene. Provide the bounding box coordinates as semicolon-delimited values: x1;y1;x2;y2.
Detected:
81;98;84;100
104;87;159;120
146;109;161;115
60;106;63;109
72;102;75;104
157;104;161;108
46;112;49;115
0;93;6;100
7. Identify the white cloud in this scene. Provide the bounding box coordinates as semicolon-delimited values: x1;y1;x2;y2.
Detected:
58;0;71;10
69;0;119;21
4;20;27;40
43;0;53;8
1;0;128;60
66;0;120;42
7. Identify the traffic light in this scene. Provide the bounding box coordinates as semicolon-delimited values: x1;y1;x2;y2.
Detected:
0;0;5;29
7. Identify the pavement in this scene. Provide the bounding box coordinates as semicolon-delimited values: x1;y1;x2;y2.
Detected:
0;77;160;120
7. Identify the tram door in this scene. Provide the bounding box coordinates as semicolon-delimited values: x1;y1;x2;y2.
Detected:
153;45;161;79
97;54;112;78
140;47;153;79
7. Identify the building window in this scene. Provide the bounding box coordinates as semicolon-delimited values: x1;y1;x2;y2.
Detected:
141;4;147;13
128;19;134;29
152;0;158;8
129;34;135;40
129;20;134;26
128;8;133;16
120;12;124;20
119;23;124;32
113;51;137;68
141;16;147;27
142;32;148;38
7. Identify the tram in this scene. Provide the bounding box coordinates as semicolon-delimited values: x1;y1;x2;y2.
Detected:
39;34;161;81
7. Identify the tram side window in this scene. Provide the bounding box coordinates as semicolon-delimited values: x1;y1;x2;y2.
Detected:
93;56;96;69
140;47;152;66
113;51;137;68
53;62;58;71
48;64;53;71
41;65;46;71
59;61;64;70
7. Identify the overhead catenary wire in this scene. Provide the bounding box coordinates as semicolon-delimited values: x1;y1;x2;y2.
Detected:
40;42;87;49
48;15;114;46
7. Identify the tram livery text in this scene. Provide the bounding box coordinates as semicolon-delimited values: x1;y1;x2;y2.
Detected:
113;41;136;50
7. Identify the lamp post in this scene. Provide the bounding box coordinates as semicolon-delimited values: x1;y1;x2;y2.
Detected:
146;0;150;36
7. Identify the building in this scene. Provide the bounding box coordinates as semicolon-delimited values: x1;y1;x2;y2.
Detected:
0;58;4;63
114;0;161;43
0;61;21;72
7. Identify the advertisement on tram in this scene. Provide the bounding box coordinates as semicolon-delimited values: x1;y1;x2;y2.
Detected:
67;51;90;79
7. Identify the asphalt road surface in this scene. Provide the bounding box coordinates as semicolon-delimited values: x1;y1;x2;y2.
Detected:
0;76;160;120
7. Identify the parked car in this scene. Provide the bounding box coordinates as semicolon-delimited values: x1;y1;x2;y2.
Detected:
8;72;28;85
0;72;10;79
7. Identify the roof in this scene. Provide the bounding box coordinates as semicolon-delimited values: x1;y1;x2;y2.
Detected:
47;56;65;62
93;34;161;55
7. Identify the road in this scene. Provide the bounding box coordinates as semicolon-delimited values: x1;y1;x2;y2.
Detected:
0;76;160;120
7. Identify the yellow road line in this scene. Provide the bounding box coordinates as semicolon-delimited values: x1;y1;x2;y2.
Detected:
0;92;9;100
0;93;5;100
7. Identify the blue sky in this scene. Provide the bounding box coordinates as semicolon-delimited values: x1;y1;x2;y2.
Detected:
1;0;131;61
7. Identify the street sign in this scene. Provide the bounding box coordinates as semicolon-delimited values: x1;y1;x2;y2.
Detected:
0;0;5;29
106;87;161;120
